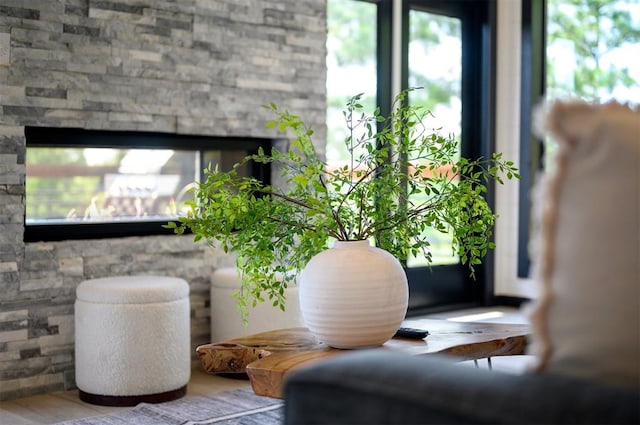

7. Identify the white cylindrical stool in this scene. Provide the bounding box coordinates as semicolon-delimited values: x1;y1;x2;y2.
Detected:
211;268;303;342
75;276;190;406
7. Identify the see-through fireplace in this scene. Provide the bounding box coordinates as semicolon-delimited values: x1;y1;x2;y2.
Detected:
24;127;271;242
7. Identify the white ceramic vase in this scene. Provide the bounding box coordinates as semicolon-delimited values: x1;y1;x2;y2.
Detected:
299;240;409;349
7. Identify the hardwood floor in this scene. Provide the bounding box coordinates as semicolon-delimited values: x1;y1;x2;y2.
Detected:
0;368;251;425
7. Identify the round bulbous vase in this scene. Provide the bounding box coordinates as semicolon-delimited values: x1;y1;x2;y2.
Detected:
299;240;409;349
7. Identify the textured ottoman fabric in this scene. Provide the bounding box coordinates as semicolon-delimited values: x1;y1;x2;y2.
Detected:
210;267;302;342
76;275;189;304
75;276;190;405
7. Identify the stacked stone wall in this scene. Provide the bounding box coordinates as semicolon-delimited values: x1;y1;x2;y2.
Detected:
0;0;326;400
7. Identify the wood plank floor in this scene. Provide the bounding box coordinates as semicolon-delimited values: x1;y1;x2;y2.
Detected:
0;368;251;425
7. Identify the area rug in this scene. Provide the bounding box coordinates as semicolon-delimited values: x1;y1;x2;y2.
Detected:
54;388;284;425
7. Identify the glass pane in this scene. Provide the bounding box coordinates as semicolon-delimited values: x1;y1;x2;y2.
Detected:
406;10;462;267
25;147;248;224
546;0;640;165
326;0;377;165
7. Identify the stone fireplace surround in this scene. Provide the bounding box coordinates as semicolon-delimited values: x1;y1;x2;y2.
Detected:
0;0;327;400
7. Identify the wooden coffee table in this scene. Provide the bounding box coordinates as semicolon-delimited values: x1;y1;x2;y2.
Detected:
196;319;530;398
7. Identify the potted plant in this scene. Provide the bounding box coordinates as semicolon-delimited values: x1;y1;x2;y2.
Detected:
166;88;519;348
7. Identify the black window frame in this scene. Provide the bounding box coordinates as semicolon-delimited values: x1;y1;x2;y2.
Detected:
518;0;546;278
373;0;498;315
23;126;272;243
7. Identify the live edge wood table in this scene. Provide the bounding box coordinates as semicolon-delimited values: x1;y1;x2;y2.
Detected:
196;319;530;398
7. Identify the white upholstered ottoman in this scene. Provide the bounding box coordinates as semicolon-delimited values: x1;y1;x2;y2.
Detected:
211;268;303;342
74;276;190;406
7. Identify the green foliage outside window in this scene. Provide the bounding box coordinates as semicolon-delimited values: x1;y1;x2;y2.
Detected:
545;0;640;164
547;0;640;102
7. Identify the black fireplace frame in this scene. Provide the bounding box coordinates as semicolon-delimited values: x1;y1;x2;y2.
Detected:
24;127;272;243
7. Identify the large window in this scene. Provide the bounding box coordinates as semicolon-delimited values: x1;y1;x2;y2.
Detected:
546;0;640;102
545;0;640;163
326;0;377;165
517;0;640;277
327;0;495;314
406;10;462;267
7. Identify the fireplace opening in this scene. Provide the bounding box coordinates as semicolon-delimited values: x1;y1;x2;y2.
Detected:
24;127;271;242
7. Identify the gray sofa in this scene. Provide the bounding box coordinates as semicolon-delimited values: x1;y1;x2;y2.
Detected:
283;351;640;424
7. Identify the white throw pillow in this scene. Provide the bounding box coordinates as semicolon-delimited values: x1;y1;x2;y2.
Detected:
527;100;640;389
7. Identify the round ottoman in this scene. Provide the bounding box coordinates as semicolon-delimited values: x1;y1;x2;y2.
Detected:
211;268;303;342
75;275;190;406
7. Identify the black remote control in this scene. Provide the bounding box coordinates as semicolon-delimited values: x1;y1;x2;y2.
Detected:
394;327;429;339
